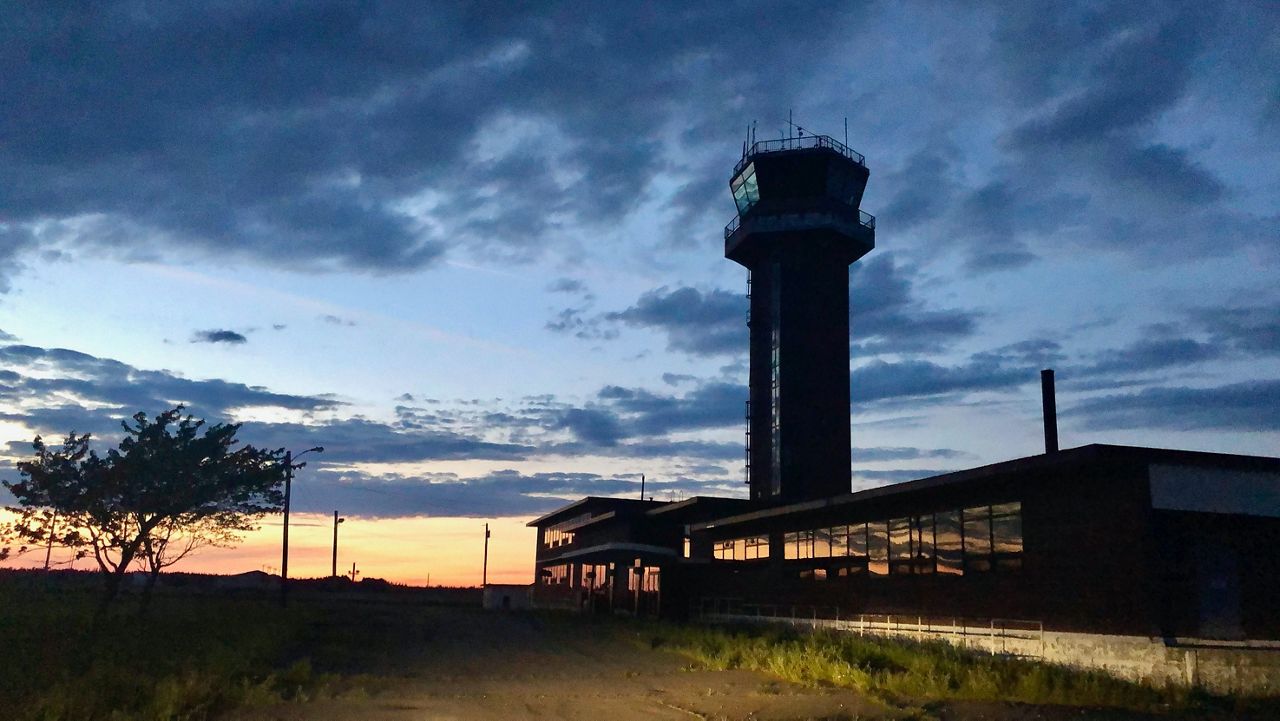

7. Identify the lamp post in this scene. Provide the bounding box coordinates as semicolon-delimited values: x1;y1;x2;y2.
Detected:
331;510;345;578
280;445;324;608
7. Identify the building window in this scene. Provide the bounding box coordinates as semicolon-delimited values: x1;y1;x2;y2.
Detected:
769;260;781;496
783;530;815;560
731;162;760;214
543;522;577;549
868;522;889;575
829;525;849;556
935;510;963;575
541;564;569;586
582;564;607;590
683;536;690;559
770;502;1023;577
713;535;769;561
814;527;834;558
962;502;1023;572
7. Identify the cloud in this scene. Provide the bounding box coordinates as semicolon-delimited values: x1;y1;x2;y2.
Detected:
192;329;248;344
850;255;978;355
293;467;737;519
577;253;978;359
0;2;872;281
852;446;969;463
604;286;746;357
0;343;344;448
1068;379;1280;431
320;314;356;327
547;278;586;294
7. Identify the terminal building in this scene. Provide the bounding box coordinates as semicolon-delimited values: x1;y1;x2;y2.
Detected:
527;131;1280;689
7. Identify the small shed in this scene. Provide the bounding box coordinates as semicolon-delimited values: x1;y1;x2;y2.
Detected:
482;583;532;610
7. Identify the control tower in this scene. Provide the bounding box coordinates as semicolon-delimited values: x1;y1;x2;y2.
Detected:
725;132;875;503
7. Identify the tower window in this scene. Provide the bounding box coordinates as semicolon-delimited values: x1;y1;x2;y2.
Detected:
731;163;760;214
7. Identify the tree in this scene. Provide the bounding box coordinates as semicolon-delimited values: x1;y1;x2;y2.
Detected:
136;511;249;610
4;407;288;614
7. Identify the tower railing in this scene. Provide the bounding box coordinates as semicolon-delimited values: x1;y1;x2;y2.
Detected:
724;207;875;241
734;134;866;177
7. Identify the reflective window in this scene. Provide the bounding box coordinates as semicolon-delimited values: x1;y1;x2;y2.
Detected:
848;523;868;557
935;510;964;575
731;163;760;214
830;525;849;557
889;517;911;561
814;527;833;558
912;514;935;574
992;502;1024;553
771;502;1022;577
542;564;569;586
868;522;889;575
715;535;769;561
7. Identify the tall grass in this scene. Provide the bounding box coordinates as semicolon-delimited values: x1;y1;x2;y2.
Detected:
631;621;1268;715
0;580;358;721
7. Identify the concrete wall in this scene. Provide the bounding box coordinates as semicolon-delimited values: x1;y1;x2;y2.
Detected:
702;612;1280;695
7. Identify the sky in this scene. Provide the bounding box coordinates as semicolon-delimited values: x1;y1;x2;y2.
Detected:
1;2;1278;586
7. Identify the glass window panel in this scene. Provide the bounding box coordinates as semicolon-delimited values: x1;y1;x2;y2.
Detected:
935;510;964;576
784;532;799;560
963;506;992;556
889;517;911;560
913;515;934;560
868;522;889;575
849;523;868;557
991;502;1023;553
814;528;833;558
913;515;935;574
830;525;849;557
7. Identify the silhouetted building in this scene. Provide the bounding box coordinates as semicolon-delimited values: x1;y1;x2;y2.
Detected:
527;132;1280;690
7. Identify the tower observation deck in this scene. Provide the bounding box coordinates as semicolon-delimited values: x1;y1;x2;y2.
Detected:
725;132;875;503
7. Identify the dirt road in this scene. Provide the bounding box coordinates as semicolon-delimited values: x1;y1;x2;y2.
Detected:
222;605;1258;721
228;608;888;720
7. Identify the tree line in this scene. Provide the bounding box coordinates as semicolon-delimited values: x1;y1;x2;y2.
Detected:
1;407;289;615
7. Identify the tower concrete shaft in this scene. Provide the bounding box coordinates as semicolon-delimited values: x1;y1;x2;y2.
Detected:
725;133;875;503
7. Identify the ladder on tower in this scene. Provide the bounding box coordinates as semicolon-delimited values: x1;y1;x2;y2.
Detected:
745;272;752;327
743;399;751;485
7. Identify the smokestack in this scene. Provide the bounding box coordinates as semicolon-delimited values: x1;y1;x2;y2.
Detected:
1041;369;1059;454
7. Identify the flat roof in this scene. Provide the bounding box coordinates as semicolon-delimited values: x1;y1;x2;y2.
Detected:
692;444;1280;531
525;496;668;528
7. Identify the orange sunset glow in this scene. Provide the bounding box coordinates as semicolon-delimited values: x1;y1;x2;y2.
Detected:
4;511;537;587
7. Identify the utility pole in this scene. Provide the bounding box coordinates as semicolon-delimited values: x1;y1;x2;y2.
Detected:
482;523;490;587
279;446;323;608
639;473;645;501
349;562;359;582
331;511;345;578
279;449;292;608
43;510;57;572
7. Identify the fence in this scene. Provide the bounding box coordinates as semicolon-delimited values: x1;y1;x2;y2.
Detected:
692;597;1045;659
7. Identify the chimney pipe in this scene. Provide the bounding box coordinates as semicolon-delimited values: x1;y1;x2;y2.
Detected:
1041;369;1059;454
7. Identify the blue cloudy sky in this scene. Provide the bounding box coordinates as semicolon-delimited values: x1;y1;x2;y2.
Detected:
1;2;1277;579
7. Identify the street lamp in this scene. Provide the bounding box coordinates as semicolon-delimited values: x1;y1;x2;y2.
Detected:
280;445;324;607
331;510;345;578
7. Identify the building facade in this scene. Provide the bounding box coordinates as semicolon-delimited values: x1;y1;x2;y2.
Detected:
526;132;1280;688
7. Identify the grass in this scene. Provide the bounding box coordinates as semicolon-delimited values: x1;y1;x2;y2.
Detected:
628;620;1276;716
5;574;1278;720
0;577;417;721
